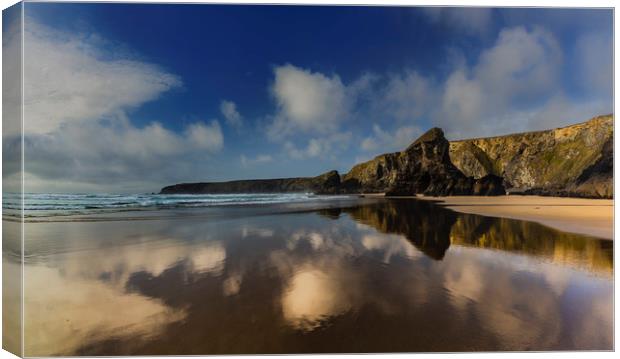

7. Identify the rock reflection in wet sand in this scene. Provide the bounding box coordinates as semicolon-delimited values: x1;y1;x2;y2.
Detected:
18;198;612;355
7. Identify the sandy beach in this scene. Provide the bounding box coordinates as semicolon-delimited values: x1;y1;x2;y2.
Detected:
413;195;614;240
364;193;613;239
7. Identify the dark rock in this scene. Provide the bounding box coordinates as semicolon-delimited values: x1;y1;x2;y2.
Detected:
351;127;503;196
386;127;484;196
473;174;506;196
160;170;342;195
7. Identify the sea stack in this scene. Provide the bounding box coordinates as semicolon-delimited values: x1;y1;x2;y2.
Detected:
343;127;505;196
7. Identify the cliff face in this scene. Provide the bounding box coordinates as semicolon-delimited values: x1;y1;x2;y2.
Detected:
342;128;505;196
160;128;502;196
449;115;613;198
160;170;341;195
161;115;612;198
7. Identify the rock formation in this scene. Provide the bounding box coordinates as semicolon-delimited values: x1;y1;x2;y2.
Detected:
161;128;504;196
343;127;505;196
449;115;613;198
160;170;341;195
161;115;612;198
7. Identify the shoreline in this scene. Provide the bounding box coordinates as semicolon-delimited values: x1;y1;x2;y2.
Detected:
369;194;613;240
13;192;614;239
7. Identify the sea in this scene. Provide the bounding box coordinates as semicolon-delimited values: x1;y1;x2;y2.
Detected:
2;192;351;218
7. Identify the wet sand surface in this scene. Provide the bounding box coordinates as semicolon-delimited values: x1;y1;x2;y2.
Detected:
4;197;613;355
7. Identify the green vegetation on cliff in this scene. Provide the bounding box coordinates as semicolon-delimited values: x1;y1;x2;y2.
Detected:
448;115;613;198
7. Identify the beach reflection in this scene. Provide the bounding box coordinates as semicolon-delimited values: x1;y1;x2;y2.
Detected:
20;198;613;355
345;199;613;273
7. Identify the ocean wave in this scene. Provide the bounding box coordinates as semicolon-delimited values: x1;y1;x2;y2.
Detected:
2;192;351;218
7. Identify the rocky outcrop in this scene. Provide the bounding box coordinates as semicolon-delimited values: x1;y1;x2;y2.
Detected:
160;170;342;195
449;115;613;198
384;128;481;196
161;115;612;198
343;128;505;196
162;128;504;196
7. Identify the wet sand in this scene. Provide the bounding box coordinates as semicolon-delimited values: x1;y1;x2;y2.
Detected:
7;198;613;355
416;195;613;240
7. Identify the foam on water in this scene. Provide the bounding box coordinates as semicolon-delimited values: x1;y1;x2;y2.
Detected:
2;192;350;218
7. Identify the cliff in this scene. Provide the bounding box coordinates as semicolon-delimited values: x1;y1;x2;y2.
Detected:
342;127;505;196
449;115;613;198
160;170;341;195
161;128;504;196
160;115;612;198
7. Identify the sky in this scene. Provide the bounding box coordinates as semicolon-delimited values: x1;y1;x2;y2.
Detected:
1;3;613;193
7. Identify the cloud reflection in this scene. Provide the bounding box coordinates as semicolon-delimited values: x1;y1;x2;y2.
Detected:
24;264;186;356
19;199;613;354
282;269;351;331
23;233;227;355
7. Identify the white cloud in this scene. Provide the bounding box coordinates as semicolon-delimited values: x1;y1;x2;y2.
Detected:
268;64;351;138
220;100;243;128
343;25;606;143
284;132;352;160
435;26;564;138
265;64;434;162
423;7;493;35
4;19;225;192
474;26;561;100
185;120;224;151
240;154;274;167
438;70;485;136
521;94;611;132
21;116;224;191
22;20;181;135
381;71;436;121
2;16;23;138
361;124;421;152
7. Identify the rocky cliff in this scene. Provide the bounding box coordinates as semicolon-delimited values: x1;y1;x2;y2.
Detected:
342;127;505;196
161;115;612;198
161;128;503;196
449;115;613;198
160;170;341;195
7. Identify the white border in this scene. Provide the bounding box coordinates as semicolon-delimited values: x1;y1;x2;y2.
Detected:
0;1;616;359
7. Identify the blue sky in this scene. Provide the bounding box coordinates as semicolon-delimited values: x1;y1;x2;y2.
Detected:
3;3;613;193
